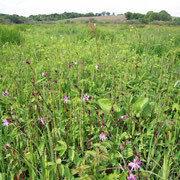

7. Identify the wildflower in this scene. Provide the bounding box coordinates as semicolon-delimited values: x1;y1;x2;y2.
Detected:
42;72;47;77
62;94;69;103
71;115;76;118
40;118;45;126
2;91;9;96
120;144;123;152
1;74;3;78
82;93;89;102
128;158;142;172
121;115;130;119
95;65;99;69
70;61;77;66
4;143;10;150
53;79;57;83
100;132;106;141
132;150;142;158
128;174;136;180
2;119;9;127
74;84;78;88
25;59;30;64
166;121;175;125
101;123;106;128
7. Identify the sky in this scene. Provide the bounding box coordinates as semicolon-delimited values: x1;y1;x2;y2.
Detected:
0;0;179;17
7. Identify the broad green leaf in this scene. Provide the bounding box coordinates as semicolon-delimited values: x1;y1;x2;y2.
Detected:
59;164;64;177
108;173;120;180
38;142;44;156
132;97;149;113
86;151;97;158
68;149;75;161
54;140;67;156
65;166;71;179
97;98;120;112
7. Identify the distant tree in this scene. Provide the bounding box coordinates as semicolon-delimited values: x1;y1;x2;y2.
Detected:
125;12;133;20
101;11;106;16
8;15;24;24
159;10;172;21
133;13;144;19
84;12;94;17
106;12;111;16
112;12;115;16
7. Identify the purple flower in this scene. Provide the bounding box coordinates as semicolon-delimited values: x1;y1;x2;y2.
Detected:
82;93;89;102
2;91;9;96
2;119;9;127
25;59;30;64
40;118;45;126
4;143;10;150
70;61;77;66
95;65;99;69
62;94;69;103
42;72;47;77
128;158;142;172
101;123;106;128
121;115;130;119
99;132;106;141
128;174;136;180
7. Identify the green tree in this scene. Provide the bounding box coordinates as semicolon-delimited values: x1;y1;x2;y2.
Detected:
159;10;172;21
125;12;133;20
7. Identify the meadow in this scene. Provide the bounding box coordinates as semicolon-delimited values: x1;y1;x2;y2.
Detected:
0;23;180;179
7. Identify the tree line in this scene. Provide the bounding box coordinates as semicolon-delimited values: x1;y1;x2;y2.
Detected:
0;11;179;24
124;10;179;23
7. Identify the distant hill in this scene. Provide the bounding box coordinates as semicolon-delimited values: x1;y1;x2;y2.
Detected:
69;15;126;21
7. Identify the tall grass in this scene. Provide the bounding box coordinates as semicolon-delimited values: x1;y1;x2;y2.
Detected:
0;25;25;46
0;24;179;179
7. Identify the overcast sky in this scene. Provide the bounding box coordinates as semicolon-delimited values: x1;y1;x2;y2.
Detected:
0;0;179;17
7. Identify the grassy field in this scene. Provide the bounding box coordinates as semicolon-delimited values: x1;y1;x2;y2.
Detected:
0;23;180;179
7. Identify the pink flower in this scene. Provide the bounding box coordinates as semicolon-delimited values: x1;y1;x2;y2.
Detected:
25;59;30;64
99;132;106;141
121;115;129;119
2;119;9;127
42;72;47;77
101;123;106;128
82;93;89;102
128;174;136;180
95;65;99;69
128;158;142;172
70;61;77;66
2;91;9;96
4;143;10;150
40;118;45;126
62;94;69;103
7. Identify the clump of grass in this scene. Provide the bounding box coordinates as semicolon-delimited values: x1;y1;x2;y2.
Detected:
0;25;25;46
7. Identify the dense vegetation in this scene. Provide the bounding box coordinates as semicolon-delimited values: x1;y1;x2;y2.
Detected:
0;24;180;179
124;10;180;25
